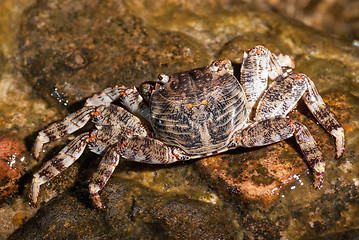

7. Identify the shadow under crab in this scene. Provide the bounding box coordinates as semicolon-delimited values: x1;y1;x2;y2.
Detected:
30;45;345;209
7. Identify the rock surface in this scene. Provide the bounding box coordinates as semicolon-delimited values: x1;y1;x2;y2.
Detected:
17;0;210;106
0;0;358;239
259;0;359;40
9;179;238;240
0;136;27;201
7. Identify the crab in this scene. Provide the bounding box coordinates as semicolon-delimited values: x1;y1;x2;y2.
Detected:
30;45;345;209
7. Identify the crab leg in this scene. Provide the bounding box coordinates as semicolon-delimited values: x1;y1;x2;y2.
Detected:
255;72;345;158
240;45;294;111
119;135;190;163
89;146;121;210
34;107;96;159
86;85;150;121
31;132;90;207
84;85;129;107
89;135;189;209
292;121;325;188
35;85;132;158
32;103;150;206
255;73;307;120
228;116;325;188
34;85;150;159
302;77;345;158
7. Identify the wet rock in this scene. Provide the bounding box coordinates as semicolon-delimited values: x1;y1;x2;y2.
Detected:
17;0;210;106
8;189;107;240
0;135;27;201
197;89;356;207
8;0;359;239
9;179;237;240
197;143;307;207
148;198;235;239
0;198;38;240
259;0;359;40
318;228;359;240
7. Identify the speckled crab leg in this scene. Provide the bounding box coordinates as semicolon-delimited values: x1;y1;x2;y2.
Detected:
33;106;96;159
31;104;149;207
31;127;129;207
228;116;325;188
302;77;345;158
240;45;294;111
31;132;89;207
255;73;345;158
86;85;150;121
33;85;128;159
89;135;189;209
34;85;149;159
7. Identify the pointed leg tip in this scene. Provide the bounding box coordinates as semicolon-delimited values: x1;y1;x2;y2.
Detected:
29;190;39;208
336;149;345;159
33;148;41;160
335;137;345;159
333;129;345;159
33;139;44;160
33;152;40;160
30;201;38;208
313;171;324;189
313;182;323;189
90;192;104;210
30;179;40;207
97;205;105;211
33;131;52;160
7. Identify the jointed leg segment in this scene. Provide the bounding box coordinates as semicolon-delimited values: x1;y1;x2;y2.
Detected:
240;45;294;112
31;45;345;210
33;107;96;159
302;78;345;158
89;135;187;209
254;72;345;158
233;45;345;188
31;132;90;207
31;86;188;208
229;116;325;188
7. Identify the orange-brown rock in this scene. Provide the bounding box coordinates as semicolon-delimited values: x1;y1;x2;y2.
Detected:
0;136;27;201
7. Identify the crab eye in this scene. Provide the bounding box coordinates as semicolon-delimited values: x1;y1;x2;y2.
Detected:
209;61;221;72
157;74;169;83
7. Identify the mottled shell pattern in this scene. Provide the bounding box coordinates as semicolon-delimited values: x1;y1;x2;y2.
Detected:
150;60;248;157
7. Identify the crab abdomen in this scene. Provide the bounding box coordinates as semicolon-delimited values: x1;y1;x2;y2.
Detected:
150;66;248;157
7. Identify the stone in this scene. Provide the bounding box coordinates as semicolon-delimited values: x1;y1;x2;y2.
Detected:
17;0;210;106
0;136;27;201
5;0;359;239
197;89;357;207
147;198;236;239
9;179;237;239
